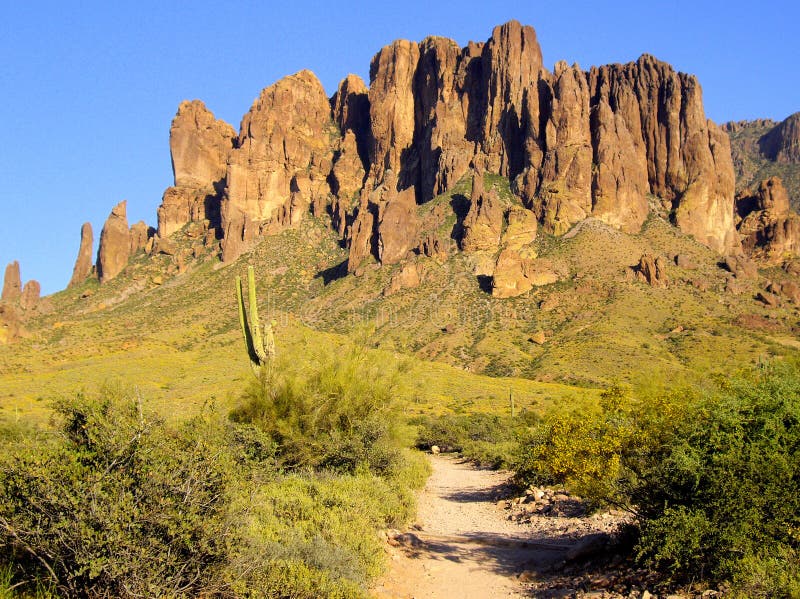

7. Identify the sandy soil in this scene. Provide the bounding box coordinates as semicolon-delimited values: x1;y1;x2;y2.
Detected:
371;455;622;599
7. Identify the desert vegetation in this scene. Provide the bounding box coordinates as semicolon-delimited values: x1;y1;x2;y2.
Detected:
510;361;800;597
0;339;428;598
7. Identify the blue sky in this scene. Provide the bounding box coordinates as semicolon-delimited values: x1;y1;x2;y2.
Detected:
2;0;798;294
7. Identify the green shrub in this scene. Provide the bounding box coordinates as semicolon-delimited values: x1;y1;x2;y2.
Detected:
230;341;407;476
0;385;243;597
0;378;425;598
413;412;533;468
514;366;800;590
512;385;631;503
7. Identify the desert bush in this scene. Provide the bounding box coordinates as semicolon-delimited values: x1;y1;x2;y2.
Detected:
513;366;800;591
414;412;534;468
513;385;631;504
0;377;426;598
230;341;407;476
0;385;244;597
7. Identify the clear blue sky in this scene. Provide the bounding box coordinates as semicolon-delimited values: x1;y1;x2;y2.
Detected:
2;0;798;294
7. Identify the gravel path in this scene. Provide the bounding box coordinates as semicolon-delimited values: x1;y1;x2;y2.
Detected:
371;455;587;598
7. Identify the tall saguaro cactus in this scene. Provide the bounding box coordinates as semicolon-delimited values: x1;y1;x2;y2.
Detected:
236;265;275;376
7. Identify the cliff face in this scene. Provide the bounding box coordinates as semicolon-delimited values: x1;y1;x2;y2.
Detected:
220;21;739;265
759;112;800;164
158;100;236;238
220;70;334;262
87;20;751;286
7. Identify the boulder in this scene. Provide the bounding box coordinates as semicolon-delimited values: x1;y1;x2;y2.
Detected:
97;201;131;283
492;249;558;298
779;280;800;303
635;254;668;287
68;222;94;287
384;263;421;296
757;290;781;308
723;254;759;279
461;169;504;252
675;254;697;269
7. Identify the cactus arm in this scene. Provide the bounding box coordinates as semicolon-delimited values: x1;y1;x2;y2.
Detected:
247;266;268;363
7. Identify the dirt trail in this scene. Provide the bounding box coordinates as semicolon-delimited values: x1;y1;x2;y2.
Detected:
371;455;601;598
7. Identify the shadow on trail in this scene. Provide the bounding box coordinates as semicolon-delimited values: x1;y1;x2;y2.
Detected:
440;482;510;503
398;530;569;577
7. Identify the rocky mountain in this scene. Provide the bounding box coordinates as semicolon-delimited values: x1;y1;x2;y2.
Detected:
158;100;236;238
68;20;761;296
760;113;800;163
724;113;800;211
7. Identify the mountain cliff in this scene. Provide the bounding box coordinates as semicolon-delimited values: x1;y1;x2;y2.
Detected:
71;21;800;298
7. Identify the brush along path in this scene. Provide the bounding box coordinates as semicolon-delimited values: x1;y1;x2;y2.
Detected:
372;455;623;598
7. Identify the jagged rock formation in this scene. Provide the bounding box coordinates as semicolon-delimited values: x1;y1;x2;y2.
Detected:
157;101;236;237
346;171;419;271
634;254;668;288
221;70;334;262
2;261;21;302
20;280;40;310
1;261;39;314
759;112;800;163
129;221;152;254
69;223;94;287
725;115;800;212
737;177;800;262
723;254;759;280
330;74;370;207
210;20;739;269
72;20;751;291
492;251;557;298
97;201;131;283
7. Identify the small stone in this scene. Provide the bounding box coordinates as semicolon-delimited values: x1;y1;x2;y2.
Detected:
529;331;546;345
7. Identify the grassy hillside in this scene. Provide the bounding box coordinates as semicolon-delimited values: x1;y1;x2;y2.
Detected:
2;172;799;428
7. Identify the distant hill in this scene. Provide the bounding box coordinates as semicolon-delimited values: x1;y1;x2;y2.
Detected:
724;113;800;210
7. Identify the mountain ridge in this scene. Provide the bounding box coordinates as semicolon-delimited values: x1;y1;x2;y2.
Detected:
68;20;750;291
